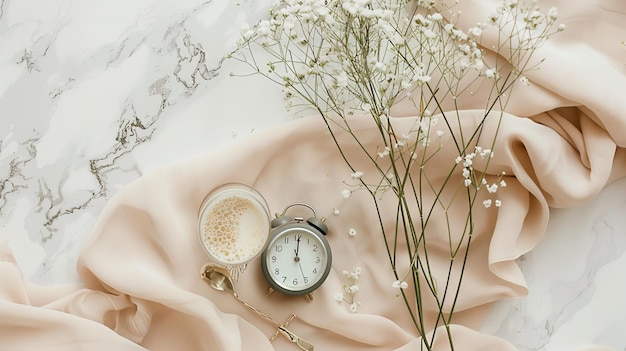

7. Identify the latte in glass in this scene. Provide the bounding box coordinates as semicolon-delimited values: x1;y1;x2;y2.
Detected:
198;183;270;266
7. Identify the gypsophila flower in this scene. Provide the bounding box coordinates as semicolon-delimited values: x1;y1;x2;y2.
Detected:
349;302;360;313
487;183;498;193
333;208;341;215
342;189;352;198
495;199;502;207
335;292;344;302
392;280;409;289
240;23;255;40
378;146;391;158
548;7;558;20
337;267;362;312
468;26;482;38
500;180;507;187
351;171;364;179
348;284;359;294
462;168;470;178
348;228;357;237
430;13;443;21
483;199;492;208
520;75;530;85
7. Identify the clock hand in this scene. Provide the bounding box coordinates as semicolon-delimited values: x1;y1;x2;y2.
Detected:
294;235;301;261
297;260;307;281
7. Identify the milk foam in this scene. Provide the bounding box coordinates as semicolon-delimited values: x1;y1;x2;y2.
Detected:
200;195;268;264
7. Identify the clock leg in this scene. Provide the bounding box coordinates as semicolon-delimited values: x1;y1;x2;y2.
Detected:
305;293;314;302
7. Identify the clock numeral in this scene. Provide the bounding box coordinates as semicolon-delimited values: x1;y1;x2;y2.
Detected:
315;257;320;263
271;255;277;263
304;277;309;284
312;244;318;252
275;244;283;252
274;268;279;275
312;268;318;274
292;278;298;285
282;276;287;283
284;236;289;244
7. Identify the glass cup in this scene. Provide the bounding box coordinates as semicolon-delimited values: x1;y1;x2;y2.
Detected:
198;183;271;280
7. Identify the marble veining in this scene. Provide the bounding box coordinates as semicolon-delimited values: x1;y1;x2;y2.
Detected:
1;0;625;350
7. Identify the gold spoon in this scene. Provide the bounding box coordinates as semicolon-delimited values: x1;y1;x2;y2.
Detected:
201;263;314;351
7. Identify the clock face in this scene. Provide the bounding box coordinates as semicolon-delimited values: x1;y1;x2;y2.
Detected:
262;225;331;295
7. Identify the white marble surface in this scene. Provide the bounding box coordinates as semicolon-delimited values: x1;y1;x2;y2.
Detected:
1;1;624;350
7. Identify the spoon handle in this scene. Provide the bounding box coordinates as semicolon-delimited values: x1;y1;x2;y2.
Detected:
232;293;314;350
232;292;280;326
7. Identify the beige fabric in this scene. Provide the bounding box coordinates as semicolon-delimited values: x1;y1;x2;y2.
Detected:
1;0;625;350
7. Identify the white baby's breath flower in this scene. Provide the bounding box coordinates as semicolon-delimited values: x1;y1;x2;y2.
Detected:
351;171;364;179
347;284;359;294
548;7;558;21
378;146;391;158
256;20;272;36
415;74;431;85
240;23;255;40
430;13;443;21
348;228;357;237
487;183;498;193
464;178;472;187
558;23;566;31
337;266;362;311
333;208;341;215
495;199;502;207
468;26;482;38
392;280;409;289
463;157;473;168
335;292;344;302
342;189;352;198
500;180;507;187
462;168;470;179
349;302;359;313
483;199;492;208
519;76;530;86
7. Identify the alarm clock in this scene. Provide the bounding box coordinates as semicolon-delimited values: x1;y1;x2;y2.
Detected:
261;203;332;298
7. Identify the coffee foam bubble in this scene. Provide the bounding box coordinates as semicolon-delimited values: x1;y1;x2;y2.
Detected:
201;195;268;264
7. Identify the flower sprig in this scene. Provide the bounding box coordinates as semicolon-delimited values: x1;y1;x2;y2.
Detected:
234;0;562;349
335;267;362;313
